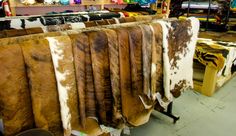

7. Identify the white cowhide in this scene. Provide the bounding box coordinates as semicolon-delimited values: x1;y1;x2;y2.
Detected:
153;17;200;109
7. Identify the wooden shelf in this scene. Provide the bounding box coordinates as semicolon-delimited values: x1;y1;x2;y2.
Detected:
9;0;124;15
13;0;110;7
8;0;170;17
15;3;81;7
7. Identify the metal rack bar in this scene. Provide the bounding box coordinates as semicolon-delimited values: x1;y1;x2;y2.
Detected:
157;102;180;124
187;0;191;17
206;0;212;31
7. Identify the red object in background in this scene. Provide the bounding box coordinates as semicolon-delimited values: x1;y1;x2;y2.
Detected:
2;0;12;16
162;0;168;14
123;12;129;17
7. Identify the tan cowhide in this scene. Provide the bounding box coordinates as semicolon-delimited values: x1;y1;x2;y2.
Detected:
102;28;125;128
0;44;34;136
21;39;63;136
88;31;113;125
69;33;103;136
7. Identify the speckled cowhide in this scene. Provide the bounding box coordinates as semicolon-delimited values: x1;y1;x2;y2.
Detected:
152;17;199;109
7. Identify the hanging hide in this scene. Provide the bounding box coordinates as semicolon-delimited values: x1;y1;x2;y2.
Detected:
88;31;113;125
115;27;152;127
24;17;45;31
152;18;199;108
149;23;164;110
115;28;132;126
70;33;103;136
21;39;63;136
139;24;153;97
0;44;34;136
166;18;199;98
127;26;154;126
47;36;80;136
70;22;86;30
83;32;103;135
119;16;136;23
102;28;125;128
69;34;86;127
0;31;6;38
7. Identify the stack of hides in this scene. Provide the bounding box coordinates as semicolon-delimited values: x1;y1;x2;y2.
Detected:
0;15;164;38
0;12;121;31
194;38;236;87
0;17;199;136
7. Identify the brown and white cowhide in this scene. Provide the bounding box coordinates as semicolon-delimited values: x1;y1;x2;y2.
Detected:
152;17;199;109
9;19;23;29
21;39;63;136
0;17;200;136
47;36;80;136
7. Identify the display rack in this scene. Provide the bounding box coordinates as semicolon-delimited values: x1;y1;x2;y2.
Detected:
158;102;180;124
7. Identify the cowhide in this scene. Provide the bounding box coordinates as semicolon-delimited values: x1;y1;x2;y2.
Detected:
21;39;63;136
69;33;103;136
102;28;125;128
0;44;34;136
88;31;113;125
24;17;46;31
25;27;44;34
139;24;153;97
152;17;199;109
149;23;164;99
9;19;23;29
83;32;103;135
116;27;153;127
47;36;80;136
194;38;236;87
127;26;154;126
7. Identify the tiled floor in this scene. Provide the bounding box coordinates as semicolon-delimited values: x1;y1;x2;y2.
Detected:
129;76;236;136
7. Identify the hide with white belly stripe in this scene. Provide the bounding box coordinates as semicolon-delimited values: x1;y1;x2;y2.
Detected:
21;39;63;136
47;36;80;136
